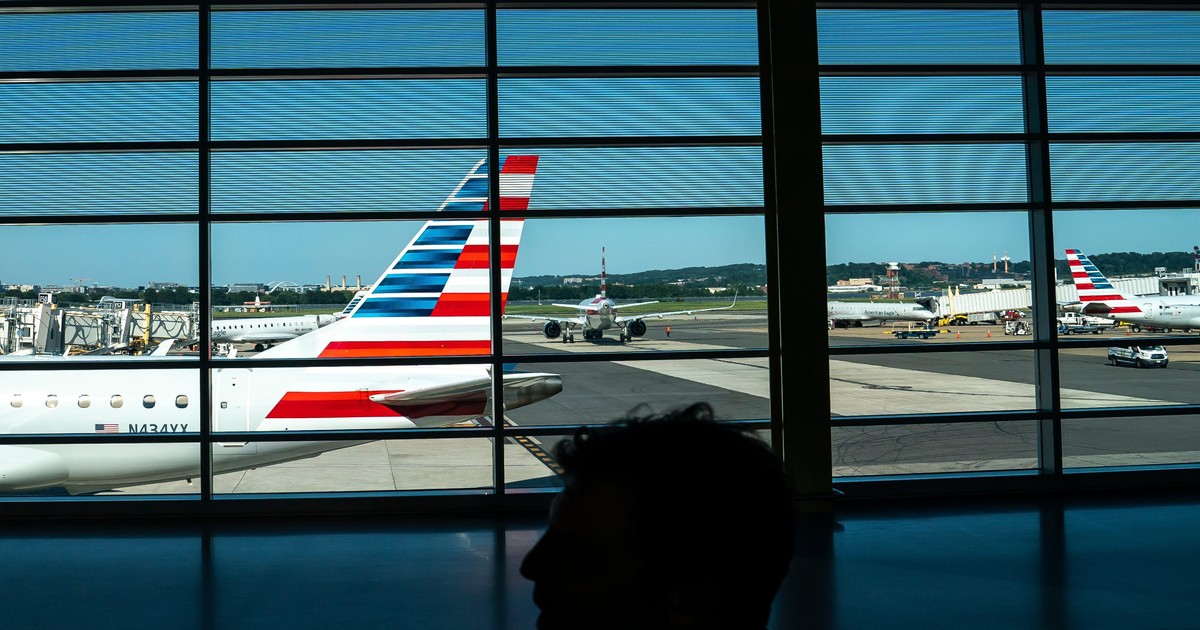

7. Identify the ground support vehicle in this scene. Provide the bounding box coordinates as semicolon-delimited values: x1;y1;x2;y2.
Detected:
1058;321;1102;335
1004;320;1030;335
891;323;939;339
1107;345;1169;368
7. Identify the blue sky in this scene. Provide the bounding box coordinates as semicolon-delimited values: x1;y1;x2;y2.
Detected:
0;216;765;288
825;209;1200;267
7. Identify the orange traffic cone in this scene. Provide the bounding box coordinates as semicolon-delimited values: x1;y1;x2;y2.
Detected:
956;331;961;339
986;330;991;338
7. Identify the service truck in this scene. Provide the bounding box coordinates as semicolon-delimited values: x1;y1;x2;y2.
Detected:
1057;312;1115;334
1107;345;1169;368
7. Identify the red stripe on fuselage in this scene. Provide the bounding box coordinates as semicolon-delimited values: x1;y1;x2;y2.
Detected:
1081;293;1124;302
318;340;491;358
267;390;402;418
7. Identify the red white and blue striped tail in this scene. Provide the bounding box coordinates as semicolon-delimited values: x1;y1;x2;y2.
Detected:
257;155;539;359
1065;248;1143;318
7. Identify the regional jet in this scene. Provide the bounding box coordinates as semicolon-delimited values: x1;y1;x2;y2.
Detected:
1067;247;1200;332
211;292;366;351
827;300;938;328
0;155;563;494
504;247;737;343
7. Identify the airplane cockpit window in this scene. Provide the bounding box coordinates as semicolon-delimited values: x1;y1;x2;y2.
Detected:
46;395;58;409
110;395;124;409
78;395;91;409
143;395;156;409
175;395;188;408
10;394;21;408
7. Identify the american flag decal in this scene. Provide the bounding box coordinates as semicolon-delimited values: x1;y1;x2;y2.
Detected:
95;423;119;433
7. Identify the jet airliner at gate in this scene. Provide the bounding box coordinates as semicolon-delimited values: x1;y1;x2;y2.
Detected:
0;156;563;494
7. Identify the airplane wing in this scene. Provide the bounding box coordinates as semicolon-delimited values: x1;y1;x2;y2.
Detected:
615;291;738;323
149;339;175;356
503;313;586;327
368;371;563;416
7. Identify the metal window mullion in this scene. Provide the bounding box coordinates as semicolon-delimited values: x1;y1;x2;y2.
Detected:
1020;2;1063;478
199;2;213;501
485;1;506;502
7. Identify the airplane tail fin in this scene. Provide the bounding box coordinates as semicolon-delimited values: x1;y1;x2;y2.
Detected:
256;155;539;359
600;246;607;298
1065;248;1143;318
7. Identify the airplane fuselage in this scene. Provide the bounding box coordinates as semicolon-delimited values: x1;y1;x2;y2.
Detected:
1115;297;1200;331
827;300;937;327
0;362;509;493
212;313;338;345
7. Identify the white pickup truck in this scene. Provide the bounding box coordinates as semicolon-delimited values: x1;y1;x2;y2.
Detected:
1107;345;1169;368
1057;312;1115;334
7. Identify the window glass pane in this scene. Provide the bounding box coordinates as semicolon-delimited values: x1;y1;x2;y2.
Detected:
830;351;1038;416
0;441;201;495
497;9;758;66
1050;143;1200;203
826;211;1033;343
823;144;1028;205
1043;10;1200;65
505;216;765;355
819;76;1024;135
0;11;197;72
1;223;199;358
833;420;1038;477
212;214;513;359
505;358;770;427
817;9;1020;65
0;82;198;144
211;79;485;141
211;9;483;68
208;438;498;494
1053;213;1200;345
210;365;551;432
500;77;761;137
210;149;486;214
0;152;198;217
1063;414;1200;469
509;146;763;210
1059;345;1180;414
1047;77;1200;134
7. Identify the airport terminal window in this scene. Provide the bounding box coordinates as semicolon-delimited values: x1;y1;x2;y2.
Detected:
0;3;777;509
821;2;1200;494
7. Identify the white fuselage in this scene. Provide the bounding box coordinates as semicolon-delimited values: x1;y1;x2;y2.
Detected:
1121;296;1200;330
827;300;937;325
0;362;495;493
212;314;338;345
579;297;618;331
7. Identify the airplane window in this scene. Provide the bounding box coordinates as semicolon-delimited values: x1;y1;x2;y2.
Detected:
175;395;188;408
78;395;91;408
111;395;124;408
46;394;58;408
10;394;21;408
143;395;156;409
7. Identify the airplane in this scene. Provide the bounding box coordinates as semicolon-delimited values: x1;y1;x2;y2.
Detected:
503;247;738;343
1066;247;1200;332
827;300;938;328
211;291;367;352
0;155;564;495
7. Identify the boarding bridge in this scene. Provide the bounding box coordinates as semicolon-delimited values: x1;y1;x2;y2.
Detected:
918;277;1163;322
0;300;198;356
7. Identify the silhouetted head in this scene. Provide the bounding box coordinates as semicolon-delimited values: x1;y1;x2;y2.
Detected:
520;402;796;629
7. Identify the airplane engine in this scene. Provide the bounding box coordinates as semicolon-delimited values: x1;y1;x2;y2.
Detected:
542;321;562;339
628;319;647;337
